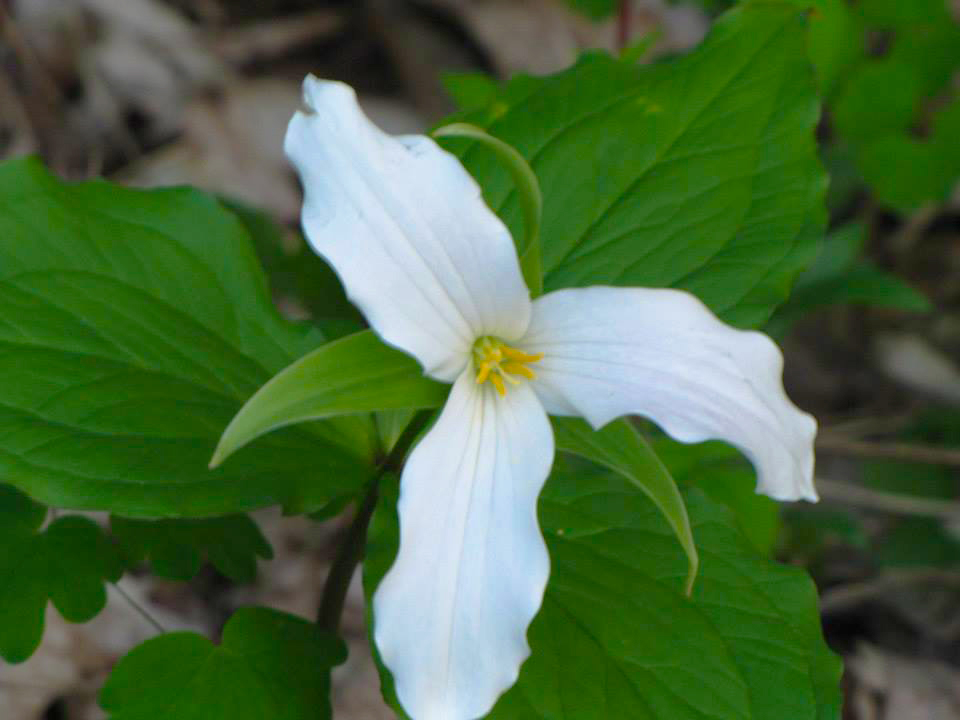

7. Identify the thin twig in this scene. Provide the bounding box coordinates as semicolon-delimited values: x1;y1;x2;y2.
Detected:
816;477;960;519
816;435;960;467
109;582;166;635
316;409;434;632
819;413;916;439
213;9;344;67
821;569;960;615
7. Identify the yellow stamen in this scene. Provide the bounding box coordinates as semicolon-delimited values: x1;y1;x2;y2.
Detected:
501;361;536;380
472;336;542;396
475;363;491;385
502;346;543;363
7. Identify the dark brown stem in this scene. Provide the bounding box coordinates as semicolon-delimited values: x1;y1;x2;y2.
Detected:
316;409;434;632
617;0;631;51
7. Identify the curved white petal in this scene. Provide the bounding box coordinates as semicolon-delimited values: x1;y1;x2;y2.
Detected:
284;78;531;381
521;287;817;502
373;372;553;720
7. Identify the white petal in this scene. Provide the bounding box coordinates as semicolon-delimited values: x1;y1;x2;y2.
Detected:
373;372;553;720
284;78;531;381
521;287;817;502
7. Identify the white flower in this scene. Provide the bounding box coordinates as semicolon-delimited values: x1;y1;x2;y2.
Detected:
285;77;817;720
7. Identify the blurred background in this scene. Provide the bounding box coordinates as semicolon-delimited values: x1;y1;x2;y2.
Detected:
1;0;959;718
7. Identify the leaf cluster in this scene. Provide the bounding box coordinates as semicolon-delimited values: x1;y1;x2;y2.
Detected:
0;2;844;718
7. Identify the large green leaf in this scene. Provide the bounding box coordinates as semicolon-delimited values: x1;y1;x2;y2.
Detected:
552;417;698;593
211;331;446;467
365;465;842;719
0;157;375;518
99;607;346;720
0;484;123;662
654;439;781;557
444;1;826;328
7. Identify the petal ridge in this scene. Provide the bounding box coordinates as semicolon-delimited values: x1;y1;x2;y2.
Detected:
373;372;553;719
285;78;532;381
522;286;817;502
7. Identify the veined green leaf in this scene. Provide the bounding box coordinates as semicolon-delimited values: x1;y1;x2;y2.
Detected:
100;607;346;720
553;417;698;594
364;467;842;719
211;331;447;467
0;157;375;518
451;1;826;328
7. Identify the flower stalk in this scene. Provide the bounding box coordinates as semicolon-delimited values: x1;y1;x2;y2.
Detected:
317;410;434;633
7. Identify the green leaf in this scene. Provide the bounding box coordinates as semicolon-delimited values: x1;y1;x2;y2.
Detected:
225;199;365;341
443;72;501;113
365;466;842;719
832;60;922;142
552;417;698;593
111;514;273;582
0;484;123;662
807;0;863;98
0;157;376;518
655;439;781;557
857;132;958;212
564;0;618;20
768;223;930;332
827;0;960;211
875;517;960;569
450;1;826;328
99;607;346;720
211;331;447;467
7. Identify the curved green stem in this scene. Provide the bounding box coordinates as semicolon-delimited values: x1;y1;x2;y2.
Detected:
433;122;544;297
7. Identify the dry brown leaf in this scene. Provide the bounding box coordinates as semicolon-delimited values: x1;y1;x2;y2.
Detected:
423;0;708;76
119;79;424;221
849;643;960;720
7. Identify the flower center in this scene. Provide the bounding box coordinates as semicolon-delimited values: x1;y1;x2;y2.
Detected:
472;336;543;396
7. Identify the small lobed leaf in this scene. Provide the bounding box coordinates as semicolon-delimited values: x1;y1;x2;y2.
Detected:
828;0;960;211
768;222;930;333
99;607;347;720
0;484;123;663
110;514;273;583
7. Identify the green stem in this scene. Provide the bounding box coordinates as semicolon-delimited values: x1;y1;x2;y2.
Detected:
317;409;434;632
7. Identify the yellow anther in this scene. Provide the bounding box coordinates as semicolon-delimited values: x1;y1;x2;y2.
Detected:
472;336;542;396
475;363;492;385
501;361;536;380
502;346;543;364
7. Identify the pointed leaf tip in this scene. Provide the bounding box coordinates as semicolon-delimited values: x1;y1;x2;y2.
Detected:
211;330;448;468
552;417;700;596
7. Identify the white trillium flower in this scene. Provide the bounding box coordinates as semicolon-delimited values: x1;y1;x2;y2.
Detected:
285;77;818;720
